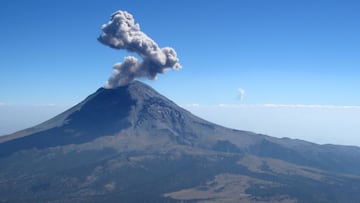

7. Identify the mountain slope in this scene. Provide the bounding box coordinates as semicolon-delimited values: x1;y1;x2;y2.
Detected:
1;81;360;203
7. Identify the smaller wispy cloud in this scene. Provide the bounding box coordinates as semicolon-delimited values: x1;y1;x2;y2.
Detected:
238;88;245;101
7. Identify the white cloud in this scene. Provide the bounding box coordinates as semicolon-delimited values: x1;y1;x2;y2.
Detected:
238;88;245;101
188;103;199;107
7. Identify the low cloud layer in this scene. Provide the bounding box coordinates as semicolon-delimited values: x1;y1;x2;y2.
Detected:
98;10;181;88
183;103;360;146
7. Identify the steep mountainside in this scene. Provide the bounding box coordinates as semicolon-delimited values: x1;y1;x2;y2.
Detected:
1;81;360;203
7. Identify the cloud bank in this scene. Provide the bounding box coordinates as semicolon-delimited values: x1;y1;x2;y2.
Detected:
183;103;360;146
98;10;181;88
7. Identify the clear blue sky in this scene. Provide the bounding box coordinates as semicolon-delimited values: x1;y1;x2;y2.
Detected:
0;0;359;145
1;0;359;105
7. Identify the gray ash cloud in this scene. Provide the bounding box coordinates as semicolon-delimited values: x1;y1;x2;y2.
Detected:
98;10;181;88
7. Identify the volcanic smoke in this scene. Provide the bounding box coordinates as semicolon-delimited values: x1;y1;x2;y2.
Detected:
98;10;181;88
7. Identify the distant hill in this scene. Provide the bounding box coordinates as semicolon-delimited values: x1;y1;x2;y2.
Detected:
1;81;360;203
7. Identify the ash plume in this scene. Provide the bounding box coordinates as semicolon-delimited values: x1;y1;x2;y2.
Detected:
98;10;181;88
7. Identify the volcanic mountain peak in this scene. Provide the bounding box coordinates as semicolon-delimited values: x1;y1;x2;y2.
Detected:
1;81;360;202
0;81;221;155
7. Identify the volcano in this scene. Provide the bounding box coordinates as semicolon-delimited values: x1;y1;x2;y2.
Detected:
1;81;360;203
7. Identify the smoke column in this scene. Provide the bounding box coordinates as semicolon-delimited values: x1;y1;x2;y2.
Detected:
98;10;181;88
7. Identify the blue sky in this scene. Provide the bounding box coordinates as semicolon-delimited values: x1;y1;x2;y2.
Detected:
0;0;359;145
